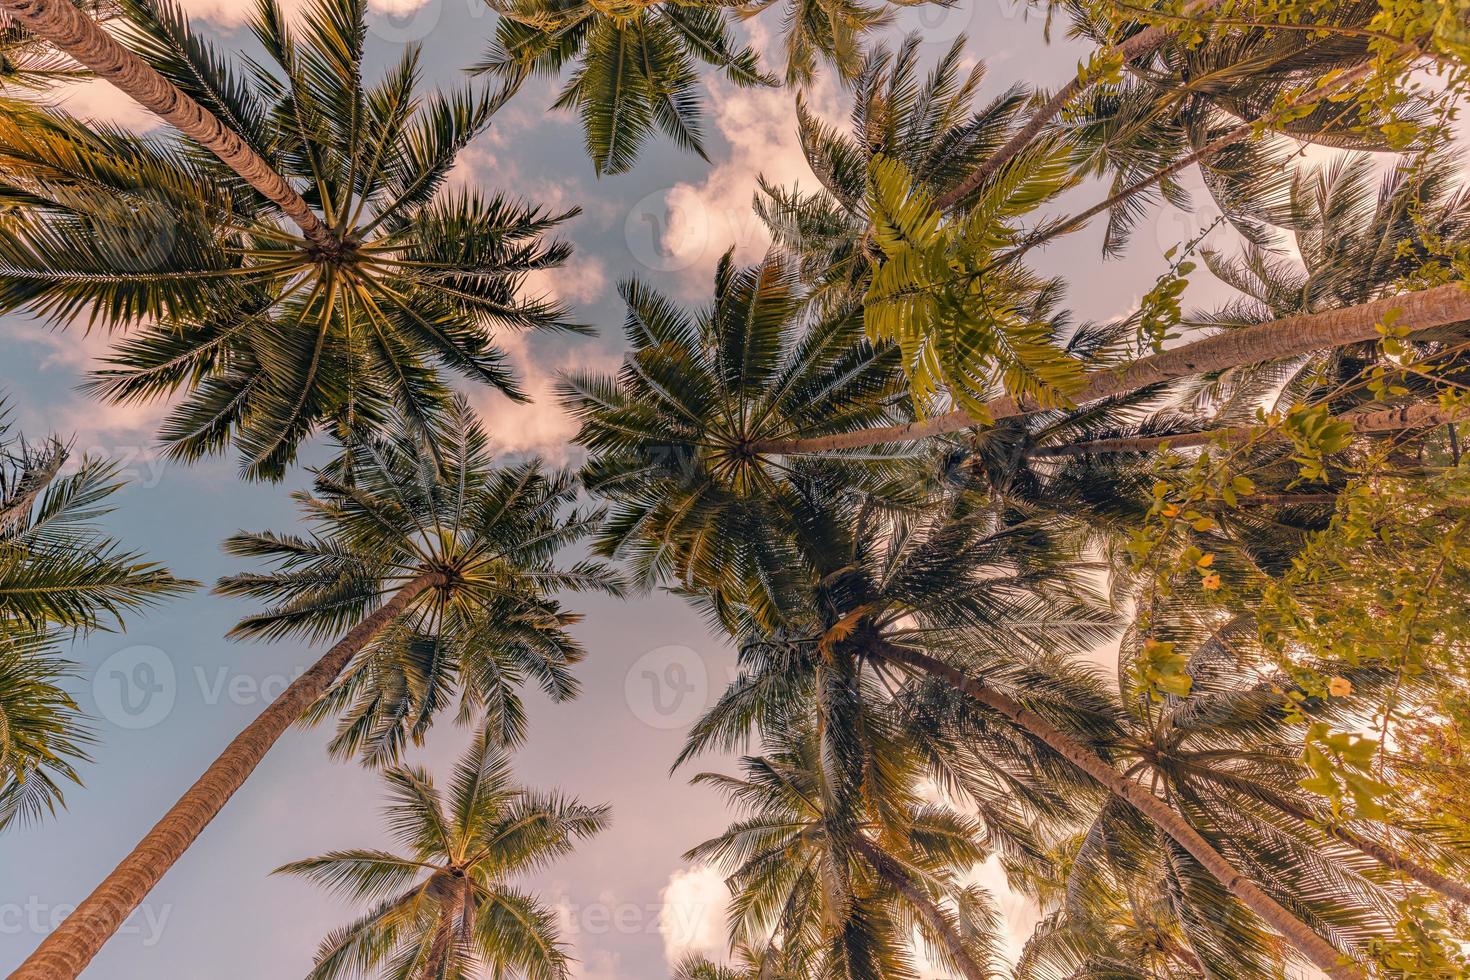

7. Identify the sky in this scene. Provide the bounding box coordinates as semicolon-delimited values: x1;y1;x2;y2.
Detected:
0;0;1341;976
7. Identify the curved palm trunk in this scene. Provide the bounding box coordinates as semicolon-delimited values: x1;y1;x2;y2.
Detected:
868;640;1366;980
933;0;1227;210
0;0;334;250
1028;402;1462;458
754;283;1470;455
10;572;440;980
850;837;990;980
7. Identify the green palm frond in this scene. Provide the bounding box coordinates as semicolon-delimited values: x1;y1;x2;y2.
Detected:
0;0;581;480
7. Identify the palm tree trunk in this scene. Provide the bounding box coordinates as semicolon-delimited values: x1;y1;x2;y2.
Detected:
0;0;335;250
1028;402;1461;458
933;0;1227;211
996;48;1402;267
1264;797;1470;906
9;572;441;980
420;887;466;980
868;639;1366;980
850;837;991;980
753;282;1470;455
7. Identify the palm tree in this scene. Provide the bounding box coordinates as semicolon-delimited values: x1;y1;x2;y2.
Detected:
472;0;936;175
1053;0;1421;251
0;406;187;631
749;279;1470;454
557;252;910;599
0;629;91;831
277;726;608;979
0;399;190;830
0;0;582;480
473;0;772;175
688;716;1004;980
10;399;619;979
755;35;1028;311
1114;612;1470;904
567;256;1380;978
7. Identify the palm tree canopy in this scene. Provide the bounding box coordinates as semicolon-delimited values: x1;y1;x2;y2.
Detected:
558;252;914;600
277;725;609;979
0;397;190;830
687;716;1005;980
474;0;773;175
216;398;623;762
0;0;583;480
473;0;944;175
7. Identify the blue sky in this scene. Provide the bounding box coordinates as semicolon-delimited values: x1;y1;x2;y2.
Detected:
0;0;1270;975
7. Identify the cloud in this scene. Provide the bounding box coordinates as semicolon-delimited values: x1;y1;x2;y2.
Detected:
658;865;731;968
574;950;630;980
50;78;161;132
630;26;843;295
1;321;169;442
471;329;619;461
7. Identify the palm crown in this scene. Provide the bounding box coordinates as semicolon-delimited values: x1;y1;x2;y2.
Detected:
475;0;771;175
217;398;621;762
277;726;609;979
558;253;907;598
688;717;1004;980
0;0;581;480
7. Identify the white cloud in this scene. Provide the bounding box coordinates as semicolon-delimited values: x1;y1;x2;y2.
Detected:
658;864;731;968
2;322;170;443
637;25;843;295
470;330;619;461
574;950;630;980
50;78;161;132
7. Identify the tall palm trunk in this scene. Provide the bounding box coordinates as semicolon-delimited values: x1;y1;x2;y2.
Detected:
10;572;441;980
1029;402;1461;458
0;0;335;250
754;282;1470;455
850;837;990;980
869;640;1366;980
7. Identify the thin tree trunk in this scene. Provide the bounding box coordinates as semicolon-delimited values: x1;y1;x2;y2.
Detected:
1263;796;1470;906
933;0;1227;211
850;837;990;980
868;639;1365;980
0;0;335;250
998;50;1395;267
9;572;441;980
1028;402;1461;457
753;283;1470;455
